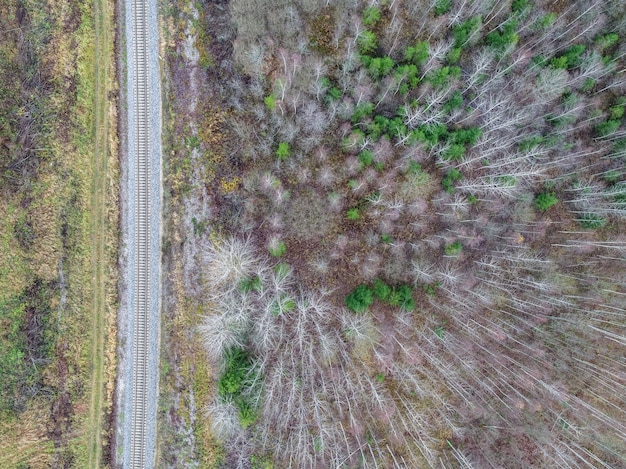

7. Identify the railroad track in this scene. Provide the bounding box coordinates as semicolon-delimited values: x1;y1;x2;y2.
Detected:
130;0;150;466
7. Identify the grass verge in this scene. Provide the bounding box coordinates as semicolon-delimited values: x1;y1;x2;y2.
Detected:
0;0;118;466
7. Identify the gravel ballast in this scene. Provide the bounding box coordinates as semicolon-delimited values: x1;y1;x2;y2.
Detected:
116;0;162;466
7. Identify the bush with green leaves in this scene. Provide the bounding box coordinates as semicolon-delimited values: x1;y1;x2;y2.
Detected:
404;41;429;66
239;275;262;293
434;0;451;16
351;102;375;124
443;91;463;113
537;12;557;29
346;207;360;220
363;56;395;79
264;94;276;110
442;168;463;193
276;141;290;160
486;21;519;51
444;240;463;256
394;64;420;94
362;6;381;27
534;192;559;212
595;33;619;50
357;30;378;55
270;294;296;316
453;16;482;48
448;127;482;146
442;144;466;162
358;150;374;168
423;282;440;297
217;348;260;429
388;284;415;311
550;44;586;70
427;66;461;88
218;347;253;397
345;284;374;312
578;213;607;229
511;0;529;13
268;239;286;257
446;46;462;64
372;278;392;301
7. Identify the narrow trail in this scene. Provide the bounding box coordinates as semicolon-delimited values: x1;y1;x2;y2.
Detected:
86;0;111;466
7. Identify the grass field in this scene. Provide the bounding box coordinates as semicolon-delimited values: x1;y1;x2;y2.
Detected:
0;0;118;466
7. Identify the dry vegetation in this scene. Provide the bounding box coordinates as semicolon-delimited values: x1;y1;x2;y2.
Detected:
0;0;118;467
161;0;625;467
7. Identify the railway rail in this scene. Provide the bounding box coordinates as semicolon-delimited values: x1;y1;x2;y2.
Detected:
128;0;154;466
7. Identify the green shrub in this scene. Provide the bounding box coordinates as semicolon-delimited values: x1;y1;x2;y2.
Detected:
538;12;557;28
444;240;463;256
407;160;422;175
511;0;529;13
446;47;462;64
264;94;276;110
453;16;482;48
443;91;463;113
434;0;451;16
394;64;420;93
346;208;360;220
358;150;374;168
427;66;461;88
413;123;448;147
367;115;407;140
236;398;258;429
442;168;463;193
218;347;252;397
324;81;342;102
268;240;286;257
366;56;395;79
372;278;392;301
549;56;568;69
423;282;440;297
564;44;587;68
239;275;262;293
578;213;606;229
276;141;290;160
533;192;559;211
442;144;466;161
362;6;381;27
486;21;519;50
346;285;374;313
604;169;621;184
357;30;378;55
388;284;415;311
609;105;625;120
274;262;291;281
351;102;375;124
595;33;619;50
270;294;296;316
596;120;621;137
404;41;429;66
551;44;586;69
448;126;482;146
250;454;274;469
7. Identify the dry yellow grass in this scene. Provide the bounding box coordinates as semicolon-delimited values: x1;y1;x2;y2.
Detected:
0;403;54;468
